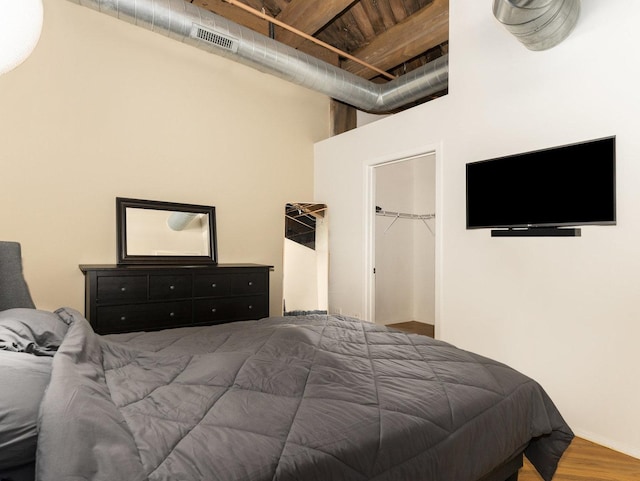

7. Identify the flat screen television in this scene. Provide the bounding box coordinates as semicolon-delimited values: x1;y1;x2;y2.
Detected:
466;136;616;236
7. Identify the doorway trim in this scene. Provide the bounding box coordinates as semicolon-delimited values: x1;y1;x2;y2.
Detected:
363;143;443;336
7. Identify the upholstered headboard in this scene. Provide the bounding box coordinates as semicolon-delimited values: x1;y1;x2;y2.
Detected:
0;241;35;311
0;242;38;481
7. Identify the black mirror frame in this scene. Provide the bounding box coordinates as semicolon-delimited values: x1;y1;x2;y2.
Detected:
116;197;218;265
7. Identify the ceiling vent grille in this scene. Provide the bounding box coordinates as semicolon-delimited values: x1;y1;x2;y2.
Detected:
191;24;238;53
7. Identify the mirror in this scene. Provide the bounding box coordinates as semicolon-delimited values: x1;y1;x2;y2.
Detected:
282;203;328;315
116;197;217;265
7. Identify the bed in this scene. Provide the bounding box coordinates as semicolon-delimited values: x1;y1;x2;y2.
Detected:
0;242;574;481
2;307;574;481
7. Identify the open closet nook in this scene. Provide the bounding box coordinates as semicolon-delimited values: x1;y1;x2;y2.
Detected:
374;154;436;328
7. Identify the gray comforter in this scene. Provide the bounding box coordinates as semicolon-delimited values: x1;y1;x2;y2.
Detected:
36;309;573;481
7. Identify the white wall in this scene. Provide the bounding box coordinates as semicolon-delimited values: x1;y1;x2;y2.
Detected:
412;156;435;324
315;214;329;312
375;161;415;323
0;0;329;314
315;0;640;458
283;238;320;312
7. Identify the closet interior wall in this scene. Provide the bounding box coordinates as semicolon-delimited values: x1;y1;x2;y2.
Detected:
374;154;436;325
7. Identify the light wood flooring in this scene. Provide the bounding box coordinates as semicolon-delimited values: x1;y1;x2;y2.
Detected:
386;321;435;338
520;436;640;481
387;321;640;481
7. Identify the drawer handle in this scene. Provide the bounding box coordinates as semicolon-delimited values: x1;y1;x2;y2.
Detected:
248;305;253;310
248;281;253;286
211;283;217;288
169;312;175;317
120;287;127;292
211;308;217;313
169;285;175;290
120;316;126;321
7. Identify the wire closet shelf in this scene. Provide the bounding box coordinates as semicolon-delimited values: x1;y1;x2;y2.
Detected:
376;208;435;236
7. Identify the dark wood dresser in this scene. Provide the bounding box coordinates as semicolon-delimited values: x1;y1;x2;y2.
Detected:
79;264;272;335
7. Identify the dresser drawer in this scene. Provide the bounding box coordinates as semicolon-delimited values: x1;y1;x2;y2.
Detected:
97;275;147;302
149;275;192;300
96;301;192;334
193;274;232;298
230;273;267;295
194;295;267;323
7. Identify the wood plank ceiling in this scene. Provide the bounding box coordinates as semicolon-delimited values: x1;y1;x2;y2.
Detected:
190;0;449;120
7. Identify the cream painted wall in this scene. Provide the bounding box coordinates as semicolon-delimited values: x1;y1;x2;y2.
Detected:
316;0;640;459
0;0;329;314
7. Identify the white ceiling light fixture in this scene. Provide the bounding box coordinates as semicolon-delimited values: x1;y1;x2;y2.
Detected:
0;0;44;75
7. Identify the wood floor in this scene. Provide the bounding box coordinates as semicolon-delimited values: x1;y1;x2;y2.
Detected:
520;437;640;481
387;321;640;481
386;321;435;338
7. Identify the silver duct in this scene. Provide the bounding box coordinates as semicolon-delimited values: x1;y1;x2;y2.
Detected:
68;0;448;113
167;212;199;231
493;0;581;51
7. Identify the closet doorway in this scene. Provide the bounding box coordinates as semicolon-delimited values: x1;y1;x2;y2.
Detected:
370;153;436;331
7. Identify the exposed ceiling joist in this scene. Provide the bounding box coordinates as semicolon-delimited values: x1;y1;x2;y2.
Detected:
274;0;356;50
194;0;448;87
114;0;451;114
341;0;448;78
192;0;268;34
223;0;396;78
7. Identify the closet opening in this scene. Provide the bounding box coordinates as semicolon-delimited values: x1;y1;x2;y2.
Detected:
364;152;438;336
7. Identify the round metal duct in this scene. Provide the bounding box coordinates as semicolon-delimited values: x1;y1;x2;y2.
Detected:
67;0;448;113
493;0;581;51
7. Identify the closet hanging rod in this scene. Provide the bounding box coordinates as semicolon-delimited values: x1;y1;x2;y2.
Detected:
376;209;435;220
